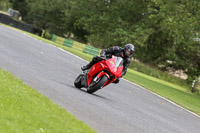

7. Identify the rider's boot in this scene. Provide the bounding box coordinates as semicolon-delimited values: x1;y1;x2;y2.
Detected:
81;64;90;71
81;61;94;71
81;56;101;71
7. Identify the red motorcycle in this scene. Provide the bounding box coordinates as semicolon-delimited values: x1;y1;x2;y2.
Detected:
74;55;124;94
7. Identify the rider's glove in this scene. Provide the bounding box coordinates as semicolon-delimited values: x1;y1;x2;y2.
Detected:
100;54;106;59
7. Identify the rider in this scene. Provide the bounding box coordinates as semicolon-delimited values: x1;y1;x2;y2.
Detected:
81;43;135;83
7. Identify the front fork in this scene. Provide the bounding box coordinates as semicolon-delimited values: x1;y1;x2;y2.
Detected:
81;69;90;88
82;70;111;88
89;72;110;88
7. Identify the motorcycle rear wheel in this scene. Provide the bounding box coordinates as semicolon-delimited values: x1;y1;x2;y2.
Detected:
74;74;83;88
87;75;108;94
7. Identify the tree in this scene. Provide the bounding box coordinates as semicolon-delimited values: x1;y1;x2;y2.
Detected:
139;0;200;82
0;0;11;11
9;0;28;17
24;0;70;36
69;0;148;48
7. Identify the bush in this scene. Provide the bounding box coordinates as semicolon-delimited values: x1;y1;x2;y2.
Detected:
43;31;52;40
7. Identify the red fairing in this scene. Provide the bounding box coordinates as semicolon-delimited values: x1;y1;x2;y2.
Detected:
105;57;123;78
87;56;123;87
87;61;107;85
97;72;110;79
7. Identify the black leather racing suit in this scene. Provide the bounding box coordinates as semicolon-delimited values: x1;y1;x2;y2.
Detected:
87;46;131;78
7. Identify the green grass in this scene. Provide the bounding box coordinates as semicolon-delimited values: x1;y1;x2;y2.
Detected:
0;68;96;133
1;23;200;116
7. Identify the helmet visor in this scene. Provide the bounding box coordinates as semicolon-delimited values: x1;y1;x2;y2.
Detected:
126;49;134;56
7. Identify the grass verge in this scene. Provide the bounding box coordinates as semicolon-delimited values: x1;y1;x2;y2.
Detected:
129;61;189;88
1;23;200;116
0;68;96;133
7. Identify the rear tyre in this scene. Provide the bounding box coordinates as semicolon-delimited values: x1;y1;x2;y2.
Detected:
87;75;108;94
74;74;83;88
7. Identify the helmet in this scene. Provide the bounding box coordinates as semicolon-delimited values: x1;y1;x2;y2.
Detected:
124;43;135;57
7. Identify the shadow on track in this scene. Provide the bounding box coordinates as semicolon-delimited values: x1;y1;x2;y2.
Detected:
57;81;111;100
69;84;111;101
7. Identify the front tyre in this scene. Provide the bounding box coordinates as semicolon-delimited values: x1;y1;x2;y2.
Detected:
74;74;83;88
87;75;108;94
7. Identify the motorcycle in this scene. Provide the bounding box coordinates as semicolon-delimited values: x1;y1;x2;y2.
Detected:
74;55;123;94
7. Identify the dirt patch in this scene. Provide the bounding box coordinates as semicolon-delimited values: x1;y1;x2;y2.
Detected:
168;69;188;80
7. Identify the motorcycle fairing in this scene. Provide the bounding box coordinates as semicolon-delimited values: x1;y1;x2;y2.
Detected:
104;57;123;78
87;56;123;87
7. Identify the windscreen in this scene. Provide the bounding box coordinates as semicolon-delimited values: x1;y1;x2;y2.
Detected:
114;56;123;68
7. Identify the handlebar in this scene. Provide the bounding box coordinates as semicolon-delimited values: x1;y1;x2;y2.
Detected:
100;54;112;60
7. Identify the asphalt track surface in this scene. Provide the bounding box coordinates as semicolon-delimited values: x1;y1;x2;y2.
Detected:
1;25;200;133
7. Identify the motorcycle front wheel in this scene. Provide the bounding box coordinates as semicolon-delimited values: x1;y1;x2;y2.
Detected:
87;75;108;94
